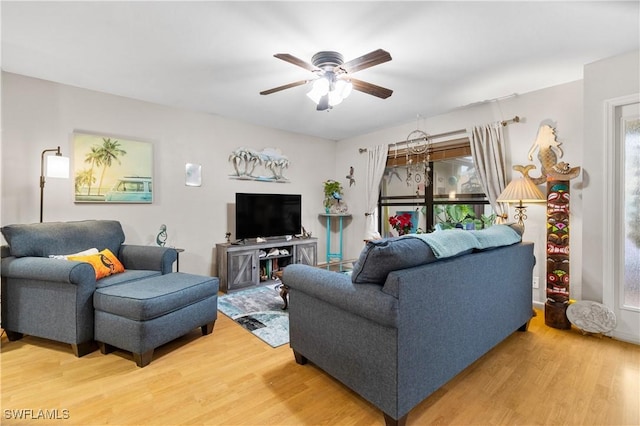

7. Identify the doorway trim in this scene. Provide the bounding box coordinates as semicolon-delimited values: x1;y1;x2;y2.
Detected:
603;93;640;344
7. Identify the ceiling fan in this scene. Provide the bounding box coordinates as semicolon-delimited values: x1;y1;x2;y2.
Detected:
260;49;393;111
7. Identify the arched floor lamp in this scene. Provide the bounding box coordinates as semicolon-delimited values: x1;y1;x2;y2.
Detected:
40;146;70;222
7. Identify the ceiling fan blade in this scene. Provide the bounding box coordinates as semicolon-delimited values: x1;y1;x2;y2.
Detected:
340;49;392;74
260;80;310;95
274;53;318;72
348;77;393;99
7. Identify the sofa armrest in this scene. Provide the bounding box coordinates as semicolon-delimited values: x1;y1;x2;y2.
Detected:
119;245;177;274
283;264;398;328
1;256;97;285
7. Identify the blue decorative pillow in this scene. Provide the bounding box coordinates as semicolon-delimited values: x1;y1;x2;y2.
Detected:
351;237;438;284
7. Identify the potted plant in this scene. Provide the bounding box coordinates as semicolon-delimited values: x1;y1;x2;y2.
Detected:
323;180;343;212
434;204;475;230
389;212;414;236
433;205;496;230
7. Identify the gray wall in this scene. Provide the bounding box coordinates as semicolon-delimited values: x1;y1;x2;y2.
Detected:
1;72;337;276
2;49;635;306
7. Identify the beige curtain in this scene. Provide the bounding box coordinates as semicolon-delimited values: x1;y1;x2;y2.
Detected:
364;145;389;240
468;122;508;222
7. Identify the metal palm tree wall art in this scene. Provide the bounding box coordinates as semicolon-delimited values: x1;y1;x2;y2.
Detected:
228;147;290;183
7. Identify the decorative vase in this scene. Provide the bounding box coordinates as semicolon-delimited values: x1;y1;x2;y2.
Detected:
330;201;348;214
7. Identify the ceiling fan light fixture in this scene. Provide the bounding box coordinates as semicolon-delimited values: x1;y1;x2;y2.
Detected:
328;90;344;107
335;79;353;99
307;77;330;104
312;77;330;94
264;49;392;110
306;89;322;104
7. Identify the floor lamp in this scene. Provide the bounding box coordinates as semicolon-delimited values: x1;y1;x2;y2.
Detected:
40;146;70;222
496;176;545;230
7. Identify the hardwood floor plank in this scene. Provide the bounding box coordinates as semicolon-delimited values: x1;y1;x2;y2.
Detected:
2;310;638;425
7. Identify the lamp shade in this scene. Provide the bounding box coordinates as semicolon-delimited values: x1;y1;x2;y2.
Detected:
46;155;70;178
497;177;545;203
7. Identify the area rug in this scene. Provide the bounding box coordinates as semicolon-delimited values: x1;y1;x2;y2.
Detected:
217;284;289;348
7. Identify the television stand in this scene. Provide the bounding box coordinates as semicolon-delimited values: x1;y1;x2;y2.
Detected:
216;237;317;292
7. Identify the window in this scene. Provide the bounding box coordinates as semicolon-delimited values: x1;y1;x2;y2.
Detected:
379;141;495;235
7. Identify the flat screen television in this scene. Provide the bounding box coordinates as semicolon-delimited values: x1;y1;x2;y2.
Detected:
235;193;302;240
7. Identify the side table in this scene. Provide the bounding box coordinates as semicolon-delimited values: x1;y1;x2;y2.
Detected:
175;248;185;272
274;270;288;310
278;259;356;310
318;213;352;264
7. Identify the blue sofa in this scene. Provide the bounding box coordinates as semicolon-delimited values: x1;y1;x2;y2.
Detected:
1;220;177;356
283;225;535;426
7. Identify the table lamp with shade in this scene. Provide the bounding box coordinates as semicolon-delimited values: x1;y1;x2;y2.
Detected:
496;175;545;229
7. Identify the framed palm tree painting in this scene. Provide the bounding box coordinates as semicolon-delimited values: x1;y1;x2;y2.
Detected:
73;131;153;203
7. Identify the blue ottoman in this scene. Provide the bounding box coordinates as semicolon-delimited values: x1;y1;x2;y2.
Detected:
94;272;218;367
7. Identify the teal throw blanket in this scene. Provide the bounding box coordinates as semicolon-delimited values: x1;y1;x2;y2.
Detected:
402;225;522;258
402;230;480;258
469;224;522;249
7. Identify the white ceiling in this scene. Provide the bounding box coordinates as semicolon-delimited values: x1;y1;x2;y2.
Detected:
2;1;639;141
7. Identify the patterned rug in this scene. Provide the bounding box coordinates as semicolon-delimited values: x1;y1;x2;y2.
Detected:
217;284;289;348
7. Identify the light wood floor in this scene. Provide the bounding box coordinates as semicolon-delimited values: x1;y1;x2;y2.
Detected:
1;309;639;425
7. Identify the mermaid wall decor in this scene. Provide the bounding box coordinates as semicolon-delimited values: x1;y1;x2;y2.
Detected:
527;124;581;184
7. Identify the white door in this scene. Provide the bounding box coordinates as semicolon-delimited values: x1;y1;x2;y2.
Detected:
604;96;640;344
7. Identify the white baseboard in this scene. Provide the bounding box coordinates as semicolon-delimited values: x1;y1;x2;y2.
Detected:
532;301;639;346
609;330;640;345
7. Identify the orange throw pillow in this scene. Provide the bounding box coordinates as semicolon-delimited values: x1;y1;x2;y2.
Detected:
68;248;125;280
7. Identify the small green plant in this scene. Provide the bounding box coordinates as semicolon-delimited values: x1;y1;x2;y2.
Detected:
323;180;343;208
433;205;495;230
434;204;475;230
479;213;496;229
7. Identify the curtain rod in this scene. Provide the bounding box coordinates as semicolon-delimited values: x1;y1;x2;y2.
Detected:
358;116;520;153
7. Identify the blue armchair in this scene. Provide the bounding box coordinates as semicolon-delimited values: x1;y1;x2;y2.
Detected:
1;220;177;356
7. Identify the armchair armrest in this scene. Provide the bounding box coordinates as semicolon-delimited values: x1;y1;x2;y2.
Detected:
283;264;398;328
1;256;98;347
1;256;96;286
119;245;177;274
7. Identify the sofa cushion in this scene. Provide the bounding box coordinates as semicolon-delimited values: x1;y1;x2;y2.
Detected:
1;220;125;258
351;237;439;284
93;272;219;321
96;269;162;288
68;248;125;280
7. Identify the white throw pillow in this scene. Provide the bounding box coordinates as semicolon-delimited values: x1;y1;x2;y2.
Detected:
49;247;99;260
